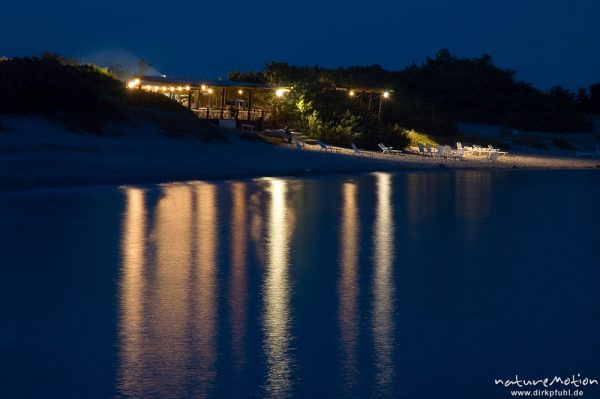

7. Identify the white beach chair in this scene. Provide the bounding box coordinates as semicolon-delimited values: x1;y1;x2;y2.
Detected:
457;142;472;155
317;140;333;152
351;142;368;156
425;143;435;157
444;145;452;157
436;144;447;158
487;144;507;155
488;151;500;162
378;143;402;156
472;144;485;156
452;148;465;160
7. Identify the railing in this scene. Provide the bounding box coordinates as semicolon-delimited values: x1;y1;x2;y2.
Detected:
191;108;271;121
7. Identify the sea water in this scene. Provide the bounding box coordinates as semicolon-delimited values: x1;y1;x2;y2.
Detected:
1;170;599;398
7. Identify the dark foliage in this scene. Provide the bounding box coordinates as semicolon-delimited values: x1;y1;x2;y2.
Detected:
552;138;577;150
0;55;217;138
578;83;600;114
246;51;591;139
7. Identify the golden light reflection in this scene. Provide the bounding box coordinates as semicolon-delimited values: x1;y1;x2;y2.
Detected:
152;185;192;397
263;179;293;398
338;181;360;390
229;183;247;368
372;173;396;391
119;188;146;396
192;183;219;395
118;183;222;397
249;189;266;266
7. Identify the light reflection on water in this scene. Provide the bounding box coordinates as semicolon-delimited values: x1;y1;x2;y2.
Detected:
372;173;396;396
263;179;294;399
192;183;218;398
338;181;359;393
229;182;247;370
119;188;146;397
88;171;600;398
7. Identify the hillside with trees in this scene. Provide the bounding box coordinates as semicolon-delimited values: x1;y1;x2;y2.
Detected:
230;50;597;148
0;54;217;139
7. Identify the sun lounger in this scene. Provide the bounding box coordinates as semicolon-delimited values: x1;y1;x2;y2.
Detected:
444;145;452;157
351;142;369;156
378;143;402;155
317;140;341;153
451;148;465;160
488;151;500;162
457;142;473;154
425;143;435;156
436;144;447;158
487;144;507;155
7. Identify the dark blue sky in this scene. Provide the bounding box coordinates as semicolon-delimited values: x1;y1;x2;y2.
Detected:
2;0;599;90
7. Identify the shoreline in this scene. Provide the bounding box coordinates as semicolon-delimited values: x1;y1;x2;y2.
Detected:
1;117;599;193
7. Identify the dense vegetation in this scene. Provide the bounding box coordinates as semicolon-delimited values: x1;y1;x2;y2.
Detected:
230;50;599;148
0;54;215;137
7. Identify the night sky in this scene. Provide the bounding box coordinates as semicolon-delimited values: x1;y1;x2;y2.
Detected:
2;0;599;90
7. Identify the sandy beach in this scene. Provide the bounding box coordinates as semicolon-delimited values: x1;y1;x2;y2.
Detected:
1;116;599;191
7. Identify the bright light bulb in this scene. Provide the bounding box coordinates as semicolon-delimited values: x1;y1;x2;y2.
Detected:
127;78;140;89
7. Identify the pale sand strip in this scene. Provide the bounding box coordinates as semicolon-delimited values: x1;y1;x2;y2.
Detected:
1;118;598;191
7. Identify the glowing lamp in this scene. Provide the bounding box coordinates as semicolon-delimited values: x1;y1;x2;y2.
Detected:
383;91;390;98
276;89;285;97
127;78;140;89
349;90;355;97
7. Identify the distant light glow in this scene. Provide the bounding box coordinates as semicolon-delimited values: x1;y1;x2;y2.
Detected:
349;90;355;97
276;89;286;97
208;88;213;94
238;89;243;95
185;85;190;91
201;85;207;91
383;91;390;98
127;78;140;89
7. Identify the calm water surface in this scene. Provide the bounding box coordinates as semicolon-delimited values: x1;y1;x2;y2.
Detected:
1;171;600;398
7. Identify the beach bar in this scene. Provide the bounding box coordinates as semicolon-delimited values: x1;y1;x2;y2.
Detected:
128;75;285;128
128;76;393;127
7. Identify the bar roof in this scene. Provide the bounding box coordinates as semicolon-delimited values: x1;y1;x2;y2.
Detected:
135;75;275;90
